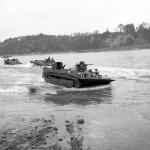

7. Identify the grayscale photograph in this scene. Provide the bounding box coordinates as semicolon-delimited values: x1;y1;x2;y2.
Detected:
0;0;150;149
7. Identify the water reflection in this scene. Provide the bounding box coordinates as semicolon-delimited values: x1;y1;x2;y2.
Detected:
44;87;113;106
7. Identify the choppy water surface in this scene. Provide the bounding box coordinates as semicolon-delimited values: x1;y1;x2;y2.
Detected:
0;49;150;150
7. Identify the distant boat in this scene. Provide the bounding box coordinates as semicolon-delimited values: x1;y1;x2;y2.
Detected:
30;57;55;66
4;58;22;65
42;61;115;88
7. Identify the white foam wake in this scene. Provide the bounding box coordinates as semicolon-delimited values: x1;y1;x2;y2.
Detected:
2;62;33;68
0;85;28;93
60;85;111;92
19;62;33;68
90;66;150;81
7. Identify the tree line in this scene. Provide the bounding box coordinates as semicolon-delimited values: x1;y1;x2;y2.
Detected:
0;22;150;55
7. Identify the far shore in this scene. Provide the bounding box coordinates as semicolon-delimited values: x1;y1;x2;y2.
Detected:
1;44;150;57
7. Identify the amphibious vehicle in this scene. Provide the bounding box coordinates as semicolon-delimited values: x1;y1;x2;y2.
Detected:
42;61;114;88
4;58;22;65
30;57;55;66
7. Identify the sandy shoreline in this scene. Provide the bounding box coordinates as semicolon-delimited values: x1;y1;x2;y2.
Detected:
0;114;86;150
1;103;150;150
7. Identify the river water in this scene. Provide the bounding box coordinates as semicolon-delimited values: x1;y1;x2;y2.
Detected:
0;49;150;150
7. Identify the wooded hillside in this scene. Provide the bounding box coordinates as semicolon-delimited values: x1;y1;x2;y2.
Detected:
0;22;150;55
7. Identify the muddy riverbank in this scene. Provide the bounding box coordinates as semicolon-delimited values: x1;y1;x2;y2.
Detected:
0;114;87;150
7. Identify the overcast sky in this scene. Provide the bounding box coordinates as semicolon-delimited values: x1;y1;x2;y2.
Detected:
0;0;149;41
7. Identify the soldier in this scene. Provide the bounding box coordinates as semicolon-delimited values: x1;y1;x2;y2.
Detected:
95;69;99;75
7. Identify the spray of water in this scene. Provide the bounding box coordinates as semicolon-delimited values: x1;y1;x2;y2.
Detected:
90;66;150;81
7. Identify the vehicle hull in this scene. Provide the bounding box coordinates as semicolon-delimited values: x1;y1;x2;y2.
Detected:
43;72;114;88
4;60;22;65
